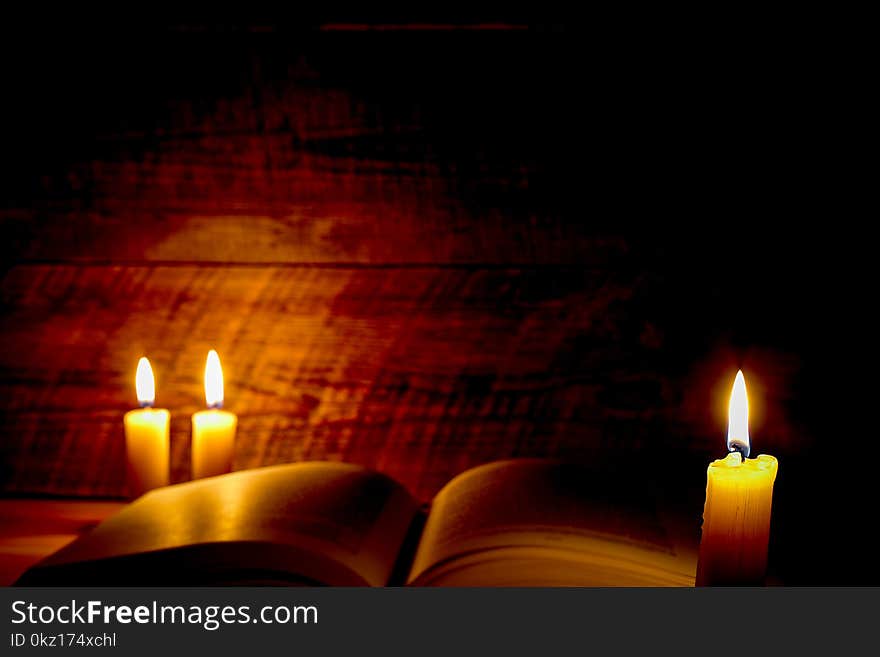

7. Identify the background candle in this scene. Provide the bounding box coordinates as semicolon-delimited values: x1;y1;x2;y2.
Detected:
123;357;170;498
191;350;237;479
696;370;779;585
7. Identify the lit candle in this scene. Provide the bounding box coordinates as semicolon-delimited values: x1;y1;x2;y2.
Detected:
696;370;779;585
191;350;237;479
123;357;170;498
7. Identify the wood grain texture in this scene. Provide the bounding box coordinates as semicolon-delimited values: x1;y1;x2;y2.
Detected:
0;29;652;499
0;28;623;267
0;262;802;500
0;27;809;508
0;263;652;498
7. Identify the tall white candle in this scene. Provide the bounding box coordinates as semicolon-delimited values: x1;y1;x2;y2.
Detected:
191;350;237;479
123;357;170;498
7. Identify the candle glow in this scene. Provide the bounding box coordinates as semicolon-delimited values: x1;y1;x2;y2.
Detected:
135;357;156;407
204;349;224;409
727;369;750;458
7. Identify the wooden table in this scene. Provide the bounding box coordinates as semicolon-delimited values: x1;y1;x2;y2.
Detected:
0;499;123;585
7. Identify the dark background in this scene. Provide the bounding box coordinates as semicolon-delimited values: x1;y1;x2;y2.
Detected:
0;13;871;584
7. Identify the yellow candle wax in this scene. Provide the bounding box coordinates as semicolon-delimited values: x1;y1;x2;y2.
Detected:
124;357;170;498
696;452;778;585
192;409;237;479
191;350;237;479
696;370;779;585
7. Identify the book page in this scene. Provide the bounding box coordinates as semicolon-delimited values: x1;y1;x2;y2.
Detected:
25;462;419;586
408;459;697;586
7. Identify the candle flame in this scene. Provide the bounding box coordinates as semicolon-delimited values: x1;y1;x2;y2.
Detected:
727;369;750;458
204;349;224;409
135;357;155;407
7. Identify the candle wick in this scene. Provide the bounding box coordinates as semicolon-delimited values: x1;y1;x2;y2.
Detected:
140;402;154;409
207;402;223;410
729;441;750;460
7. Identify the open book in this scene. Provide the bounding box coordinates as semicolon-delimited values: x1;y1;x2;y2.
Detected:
17;460;697;586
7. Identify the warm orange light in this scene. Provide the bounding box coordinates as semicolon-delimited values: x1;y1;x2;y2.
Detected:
727;369;750;457
204;350;224;409
135;357;155;407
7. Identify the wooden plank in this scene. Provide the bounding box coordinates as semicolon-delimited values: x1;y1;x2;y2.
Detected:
0;263;801;501
0;29;618;266
1;264;629;498
1;205;622;267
